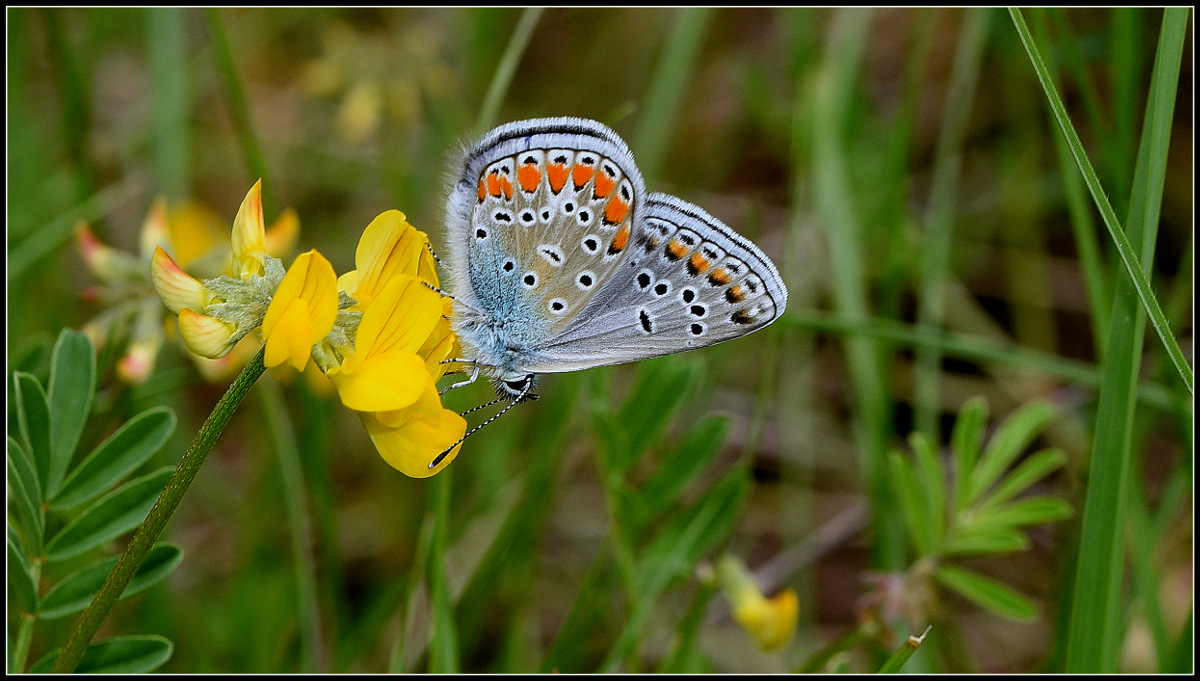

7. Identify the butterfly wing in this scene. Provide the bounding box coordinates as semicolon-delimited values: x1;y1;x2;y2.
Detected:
520;192;788;373
444;118;647;346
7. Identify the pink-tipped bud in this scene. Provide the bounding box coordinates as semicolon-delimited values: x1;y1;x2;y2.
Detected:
151;247;208;314
177;308;237;358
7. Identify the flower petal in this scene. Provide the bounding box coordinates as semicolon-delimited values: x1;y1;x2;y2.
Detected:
231;179;267;280
345;211;437;306
353;274;442;360
262;250;338;370
178;308;237;358
151;246;208;314
330;352;427;412
361;380;467;478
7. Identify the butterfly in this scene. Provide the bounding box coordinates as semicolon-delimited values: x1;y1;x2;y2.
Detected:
433;117;787;463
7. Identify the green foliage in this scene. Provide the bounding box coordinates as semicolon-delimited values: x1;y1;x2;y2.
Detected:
6;330;181;673
889;397;1071;624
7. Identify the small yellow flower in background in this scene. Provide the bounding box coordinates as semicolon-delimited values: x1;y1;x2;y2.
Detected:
149;180;467;477
78;184;300;384
712;555;799;651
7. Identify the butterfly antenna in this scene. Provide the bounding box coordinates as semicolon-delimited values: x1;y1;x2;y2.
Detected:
425;241;445;268
428;378;533;470
420;280;486;316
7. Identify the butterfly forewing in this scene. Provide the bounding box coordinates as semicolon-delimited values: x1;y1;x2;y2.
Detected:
447;119;646;343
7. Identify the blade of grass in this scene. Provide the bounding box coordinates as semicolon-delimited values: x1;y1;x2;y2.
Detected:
427;471;458;672
44;8;92;201
1009;7;1193;396
474;8;543;134
1052;8;1189;672
782;311;1178;415
913;7;990;438
204;8;272;215
633;7;714;182
145;8;189;201
808;7;903;570
259;379;323;672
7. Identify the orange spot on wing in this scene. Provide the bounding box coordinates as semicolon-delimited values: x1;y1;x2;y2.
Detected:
608;222;631;254
487;172;501;197
499;176;514;200
603;196;630;224
666;239;689;260
518;164;541;192
573;162;595;189
708;268;732;285
726;284;746;302
547;162;568;193
688;252;711;274
593;170;615;199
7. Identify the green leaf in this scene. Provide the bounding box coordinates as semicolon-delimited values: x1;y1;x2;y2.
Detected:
969;496;1072;531
52;407;176;511
39;544;183;619
910;433;947;548
29;635;173;674
968;400;1056;504
978;448;1066;509
636;415;731;526
951;396;987;511
13;371;52;495
46;330;96;496
7;437;44;552
935;565;1036;620
44;468;173;563
941;527;1029;557
7;535;38;614
889;452;932;556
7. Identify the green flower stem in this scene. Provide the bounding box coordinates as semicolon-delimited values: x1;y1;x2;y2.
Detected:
53;349;267;673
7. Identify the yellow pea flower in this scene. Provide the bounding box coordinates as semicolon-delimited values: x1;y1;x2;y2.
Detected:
715;555;799;652
262;250;338;372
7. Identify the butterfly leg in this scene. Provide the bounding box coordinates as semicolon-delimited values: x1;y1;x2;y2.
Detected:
438;358;480;394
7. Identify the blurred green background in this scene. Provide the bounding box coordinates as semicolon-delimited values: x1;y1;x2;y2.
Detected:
6;7;1192;673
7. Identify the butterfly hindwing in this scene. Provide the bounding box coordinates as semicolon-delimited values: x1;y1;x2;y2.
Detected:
521;192;788;373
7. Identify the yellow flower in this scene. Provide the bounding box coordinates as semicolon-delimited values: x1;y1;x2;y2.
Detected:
262;250;338;372
326;216;466;477
715;555;799;652
337;209;440;307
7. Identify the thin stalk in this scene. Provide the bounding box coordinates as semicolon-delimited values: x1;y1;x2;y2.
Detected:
781;311;1177;411
474;7;543;134
427;471;459;672
145;7;189;201
633;8;714;183
204;8;272;215
913;8;990;439
53;349;267;672
1009;7;1193;395
1055;8;1188;672
259;379;323;672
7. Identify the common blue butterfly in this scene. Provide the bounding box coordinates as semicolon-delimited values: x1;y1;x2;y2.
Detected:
434;117;787;462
